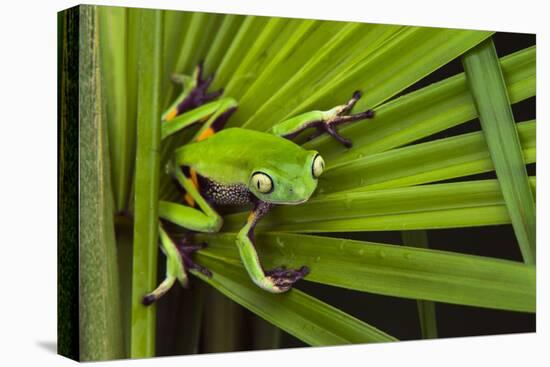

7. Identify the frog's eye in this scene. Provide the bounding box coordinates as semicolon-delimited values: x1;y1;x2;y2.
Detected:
251;172;273;194
312;154;325;178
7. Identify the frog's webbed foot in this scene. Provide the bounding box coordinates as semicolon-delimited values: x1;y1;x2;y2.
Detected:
265;266;310;293
170;62;224;115
307;91;375;148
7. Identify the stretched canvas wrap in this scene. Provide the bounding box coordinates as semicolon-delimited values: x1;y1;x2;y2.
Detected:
58;4;536;362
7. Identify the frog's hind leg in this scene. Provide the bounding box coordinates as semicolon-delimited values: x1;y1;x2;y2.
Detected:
162;62;224;123
161;62;238;141
142;227;211;305
192;100;237;142
160;164;223;233
142;224;185;305
172;166;200;208
143;166;222;305
161;97;238;141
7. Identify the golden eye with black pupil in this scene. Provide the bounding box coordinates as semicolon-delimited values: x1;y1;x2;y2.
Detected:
251;172;273;194
312;154;325;178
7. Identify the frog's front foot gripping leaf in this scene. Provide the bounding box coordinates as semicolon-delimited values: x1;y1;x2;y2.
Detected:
270;90;375;148
264;266;310;292
142;228;212;306
311;90;374;148
236;201;310;293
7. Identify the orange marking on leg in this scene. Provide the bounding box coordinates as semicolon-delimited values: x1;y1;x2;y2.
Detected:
190;168;199;189
196;127;215;141
184;193;195;207
165;109;178;121
247;212;256;224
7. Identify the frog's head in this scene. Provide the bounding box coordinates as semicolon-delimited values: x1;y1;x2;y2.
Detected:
248;150;324;205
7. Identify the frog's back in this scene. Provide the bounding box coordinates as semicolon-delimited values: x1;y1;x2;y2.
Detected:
173;128;309;185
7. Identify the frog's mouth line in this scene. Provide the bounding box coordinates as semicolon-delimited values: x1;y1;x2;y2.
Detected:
274;198;309;205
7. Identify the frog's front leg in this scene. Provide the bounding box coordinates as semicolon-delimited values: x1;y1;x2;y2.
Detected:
269;91;374;148
236;200;309;293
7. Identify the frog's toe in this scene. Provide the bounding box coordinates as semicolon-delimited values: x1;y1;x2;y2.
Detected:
177;240;208;255
176;237;213;278
142;294;157;306
188;260;213;278
265;265;310;292
324;125;353;148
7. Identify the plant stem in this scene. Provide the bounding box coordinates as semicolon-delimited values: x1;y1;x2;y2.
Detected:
401;231;438;339
131;8;164;358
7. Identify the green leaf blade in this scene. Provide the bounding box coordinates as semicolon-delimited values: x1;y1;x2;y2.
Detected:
197;232;535;313
172;12;224;76
222;17;299;100
462;39;536;264
242;22;406;131
318;120;535;194
228;19;346;124
203;14;246;76
193;255;397;345
98;6;129;212
222;178;535;233
211;16;271;90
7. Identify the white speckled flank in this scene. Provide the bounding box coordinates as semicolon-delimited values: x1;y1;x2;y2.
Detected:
203;179;252;206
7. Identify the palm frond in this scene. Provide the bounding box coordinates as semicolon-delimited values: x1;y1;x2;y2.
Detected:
84;6;536;359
